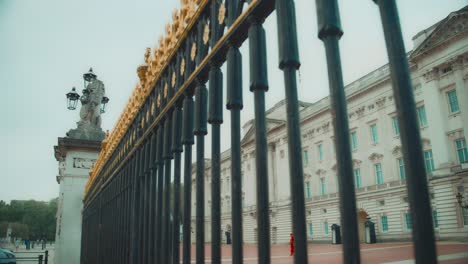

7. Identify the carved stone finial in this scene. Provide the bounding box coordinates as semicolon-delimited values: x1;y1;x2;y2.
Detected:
144;47;151;64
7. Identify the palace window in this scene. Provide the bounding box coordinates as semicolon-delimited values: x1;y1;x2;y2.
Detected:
317;144;323;161
398;158;406;180
381;215;388;232
432;210;439;228
303;149;309;166
447;90;460;113
323;221;329;235
370;124;379;144
375;163;383;185
320;177;326;195
308;223;313;236
424;150;435;173
305;182;311;198
354;168;361;188
392;116;400;136
463;208;468;226
456;139;468;163
405;212;412;231
417;106;428;127
351;131;358;150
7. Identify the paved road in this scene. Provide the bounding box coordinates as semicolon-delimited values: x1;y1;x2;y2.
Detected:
181;242;468;263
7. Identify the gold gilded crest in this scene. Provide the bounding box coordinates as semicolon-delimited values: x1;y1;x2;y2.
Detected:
180;58;185;76
203;23;210;44
219;3;226;25
191;43;197;61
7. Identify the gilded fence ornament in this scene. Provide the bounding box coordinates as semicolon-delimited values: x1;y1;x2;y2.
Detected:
191;43;197;61
172;72;176;88
180;58;185;76
164;82;168;98
203;23;210;44
219;3;226;25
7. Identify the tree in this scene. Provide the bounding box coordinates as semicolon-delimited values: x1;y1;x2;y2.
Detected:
0;199;58;241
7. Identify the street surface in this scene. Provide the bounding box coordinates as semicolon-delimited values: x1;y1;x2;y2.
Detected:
182;242;468;263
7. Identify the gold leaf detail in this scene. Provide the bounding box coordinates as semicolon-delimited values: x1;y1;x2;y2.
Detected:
191;43;197;61
164;83;168;98
157;94;161;107
203;23;210;45
219;3;226;25
180;58;185;76
172;72;176;88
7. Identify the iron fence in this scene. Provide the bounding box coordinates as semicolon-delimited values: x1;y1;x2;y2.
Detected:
81;0;437;263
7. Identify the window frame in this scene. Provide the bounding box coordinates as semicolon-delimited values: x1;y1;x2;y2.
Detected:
455;138;468;164
398;158;406;180
370;123;379;144
392;116;400;136
354;168;362;188
305;181;311;198
375;163;384;185
424;150;435;173
303;149;309;166
432;210;439;229
416;105;428;127
320;177;326;195
405;212;412;231
317;144;324;161
381;215;389;233
351;131;358;151
447;89;460;114
323;221;329;235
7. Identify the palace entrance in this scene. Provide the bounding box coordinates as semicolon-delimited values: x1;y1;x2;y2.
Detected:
357;210;369;243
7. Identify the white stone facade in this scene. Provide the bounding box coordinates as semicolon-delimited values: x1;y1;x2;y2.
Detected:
191;7;468;244
54;139;100;264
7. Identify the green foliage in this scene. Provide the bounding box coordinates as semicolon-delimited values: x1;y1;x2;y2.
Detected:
0;198;58;241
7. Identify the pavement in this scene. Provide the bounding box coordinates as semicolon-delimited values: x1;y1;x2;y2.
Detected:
181;242;468;263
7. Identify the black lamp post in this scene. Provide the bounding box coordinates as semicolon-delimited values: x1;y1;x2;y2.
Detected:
66;87;80;110
456;192;468;209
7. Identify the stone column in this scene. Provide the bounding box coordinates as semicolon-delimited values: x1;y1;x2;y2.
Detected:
268;143;278;203
54;137;101;264
421;68;451;172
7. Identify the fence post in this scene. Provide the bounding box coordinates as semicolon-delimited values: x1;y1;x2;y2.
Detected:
45;250;49;264
38;254;43;264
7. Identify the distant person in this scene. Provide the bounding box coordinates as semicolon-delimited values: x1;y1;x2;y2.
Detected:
15;238;20;252
289;233;295;256
25;239;30;250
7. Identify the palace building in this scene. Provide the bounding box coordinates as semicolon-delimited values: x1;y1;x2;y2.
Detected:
191;6;468;244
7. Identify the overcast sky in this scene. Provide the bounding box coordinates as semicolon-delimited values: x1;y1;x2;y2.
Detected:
0;0;466;203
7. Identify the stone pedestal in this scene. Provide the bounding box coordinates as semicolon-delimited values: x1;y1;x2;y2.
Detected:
54;137;101;264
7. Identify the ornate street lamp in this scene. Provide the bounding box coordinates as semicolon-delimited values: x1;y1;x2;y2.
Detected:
456;192;468;209
65;68;109;114
100;96;109;113
66;87;80;110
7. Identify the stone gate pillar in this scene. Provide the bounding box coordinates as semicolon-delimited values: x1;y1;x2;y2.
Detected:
54;137;101;264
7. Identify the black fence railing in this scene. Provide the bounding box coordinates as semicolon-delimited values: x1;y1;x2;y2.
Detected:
81;0;437;263
1;250;49;264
